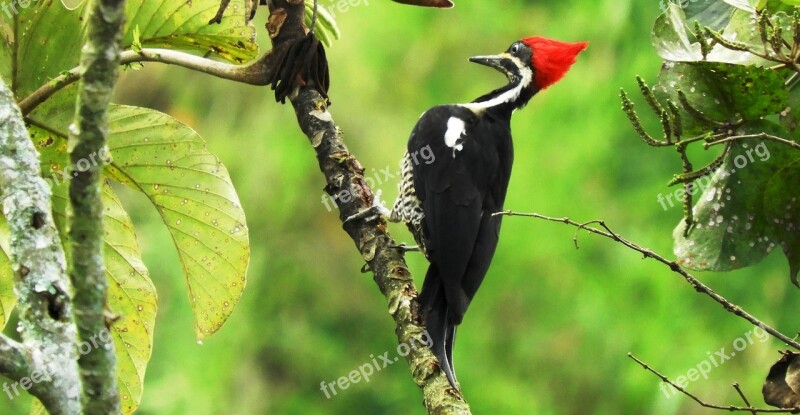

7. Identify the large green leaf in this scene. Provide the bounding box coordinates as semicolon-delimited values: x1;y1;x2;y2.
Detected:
124;0;258;64
98;184;157;414
653;3;763;64
28;104;248;339
674;121;800;271
656;61;788;134
104;105;249;340
30;124;158;414
684;0;737;29
764;159;800;286
3;0;87;99
0;0;257;112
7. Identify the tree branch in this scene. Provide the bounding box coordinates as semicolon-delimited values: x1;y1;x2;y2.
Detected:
67;0;126;411
288;86;471;415
629;354;800;413
0;335;32;386
19;48;277;116
0;77;81;414
493;211;800;350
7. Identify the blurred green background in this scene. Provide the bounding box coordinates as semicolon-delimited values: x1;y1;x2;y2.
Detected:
4;0;800;414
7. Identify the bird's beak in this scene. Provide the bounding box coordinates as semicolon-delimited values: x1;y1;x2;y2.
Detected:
468;53;518;79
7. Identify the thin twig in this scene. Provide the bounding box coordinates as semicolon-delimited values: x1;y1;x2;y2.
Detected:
733;383;758;415
628;354;799;413
704;133;800;151
493;211;800;350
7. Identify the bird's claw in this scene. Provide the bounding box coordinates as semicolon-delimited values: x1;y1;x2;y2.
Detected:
390;243;420;253
344;190;391;224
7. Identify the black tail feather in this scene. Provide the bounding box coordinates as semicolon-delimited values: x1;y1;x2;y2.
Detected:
424;290;459;390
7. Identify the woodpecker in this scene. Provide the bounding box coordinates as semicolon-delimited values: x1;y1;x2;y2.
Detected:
380;37;588;389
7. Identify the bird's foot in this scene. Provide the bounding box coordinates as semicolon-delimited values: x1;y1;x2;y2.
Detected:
344;190;392;224
390;242;420;253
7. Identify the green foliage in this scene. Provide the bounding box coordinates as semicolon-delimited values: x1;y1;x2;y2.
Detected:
306;0;341;48
623;0;800;285
0;0;261;411
0;0;795;414
103;105;249;340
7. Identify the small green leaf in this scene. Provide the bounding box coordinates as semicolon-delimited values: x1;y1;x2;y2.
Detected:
131;25;142;53
306;0;340;48
104;105;249;340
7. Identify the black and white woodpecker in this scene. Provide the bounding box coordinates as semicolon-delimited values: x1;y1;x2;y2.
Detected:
355;36;587;390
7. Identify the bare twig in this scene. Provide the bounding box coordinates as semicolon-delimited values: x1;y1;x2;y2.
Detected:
493;211;800;351
733;383;758;415
629;354;799;413
704;133;800;151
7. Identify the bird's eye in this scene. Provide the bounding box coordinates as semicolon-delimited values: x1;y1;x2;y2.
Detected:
510;43;520;54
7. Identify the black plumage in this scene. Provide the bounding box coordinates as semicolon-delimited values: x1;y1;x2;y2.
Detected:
408;100;516;389
389;38;587;389
360;37;587;390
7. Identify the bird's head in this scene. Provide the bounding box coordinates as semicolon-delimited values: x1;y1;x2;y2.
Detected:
469;37;588;94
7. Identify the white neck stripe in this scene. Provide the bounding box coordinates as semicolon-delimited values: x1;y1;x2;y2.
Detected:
461;56;532;113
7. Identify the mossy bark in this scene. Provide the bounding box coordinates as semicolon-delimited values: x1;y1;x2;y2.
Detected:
290;88;472;415
67;0;127;412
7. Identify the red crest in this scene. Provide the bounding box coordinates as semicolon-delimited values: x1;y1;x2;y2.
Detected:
521;37;588;90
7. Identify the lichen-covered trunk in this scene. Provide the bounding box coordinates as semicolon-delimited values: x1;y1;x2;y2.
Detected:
0;78;82;414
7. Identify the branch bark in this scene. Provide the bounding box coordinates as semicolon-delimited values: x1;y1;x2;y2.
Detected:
67;0;127;411
288;87;471;414
19;48;277;116
0;77;81;414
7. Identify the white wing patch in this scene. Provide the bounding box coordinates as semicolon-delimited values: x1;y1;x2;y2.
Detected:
444;117;466;156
